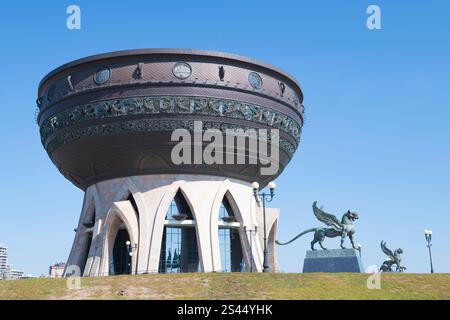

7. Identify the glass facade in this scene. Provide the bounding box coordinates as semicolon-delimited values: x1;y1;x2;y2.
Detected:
158;191;199;273
157;193;247;273
158;226;200;273
219;228;245;272
219;197;246;272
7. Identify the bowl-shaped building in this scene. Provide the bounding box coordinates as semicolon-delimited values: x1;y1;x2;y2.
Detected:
37;49;304;276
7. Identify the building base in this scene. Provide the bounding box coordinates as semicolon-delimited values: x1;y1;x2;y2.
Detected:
65;174;280;276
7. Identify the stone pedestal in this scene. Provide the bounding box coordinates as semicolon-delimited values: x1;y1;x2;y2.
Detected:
302;249;363;273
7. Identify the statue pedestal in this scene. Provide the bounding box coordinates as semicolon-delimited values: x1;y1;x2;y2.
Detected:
302;249;364;273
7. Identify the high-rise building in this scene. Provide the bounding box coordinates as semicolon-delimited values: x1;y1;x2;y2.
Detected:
0;245;8;278
0;245;7;267
0;244;24;280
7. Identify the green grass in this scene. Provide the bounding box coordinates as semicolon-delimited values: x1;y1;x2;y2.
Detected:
0;273;449;300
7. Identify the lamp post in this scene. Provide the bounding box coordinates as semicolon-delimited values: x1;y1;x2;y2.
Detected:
357;243;362;258
244;226;258;272
252;181;276;273
424;229;434;274
125;240;138;274
125;240;138;256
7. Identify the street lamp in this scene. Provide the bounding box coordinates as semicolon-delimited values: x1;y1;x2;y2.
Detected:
125;240;138;274
252;181;276;272
244;226;258;272
424;229;434;274
125;240;138;257
357;243;362;258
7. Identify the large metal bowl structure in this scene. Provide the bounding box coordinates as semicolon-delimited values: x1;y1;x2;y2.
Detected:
37;49;304;189
37;49;305;276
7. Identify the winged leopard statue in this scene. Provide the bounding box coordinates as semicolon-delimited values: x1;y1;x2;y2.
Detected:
276;201;360;251
379;241;406;272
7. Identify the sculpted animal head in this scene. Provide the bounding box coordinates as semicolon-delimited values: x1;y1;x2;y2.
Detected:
342;210;359;223
394;248;403;256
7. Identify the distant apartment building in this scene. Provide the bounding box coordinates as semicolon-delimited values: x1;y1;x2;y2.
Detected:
49;262;66;278
0;243;24;280
8;268;24;280
0;245;7;272
0;244;8;279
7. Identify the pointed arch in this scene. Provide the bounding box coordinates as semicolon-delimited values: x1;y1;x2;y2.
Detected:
151;182;201;232
209;181;250;272
106;177;150;274
158;187;200;273
99;201;139;275
148;181;202;273
218;196;234;220
209;181;250;235
165;190;194;221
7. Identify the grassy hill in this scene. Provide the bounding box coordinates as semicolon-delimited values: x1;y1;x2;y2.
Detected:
0;273;449;300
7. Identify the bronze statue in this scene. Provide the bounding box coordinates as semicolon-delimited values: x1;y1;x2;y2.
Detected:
276;201;360;250
380;241;406;272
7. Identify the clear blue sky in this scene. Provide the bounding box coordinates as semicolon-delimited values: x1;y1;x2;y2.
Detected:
0;0;449;275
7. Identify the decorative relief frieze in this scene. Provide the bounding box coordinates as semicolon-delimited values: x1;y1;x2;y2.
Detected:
40;96;303;143
44;118;298;156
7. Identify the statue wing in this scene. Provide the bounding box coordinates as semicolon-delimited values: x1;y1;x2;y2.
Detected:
312;201;342;230
381;241;395;260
